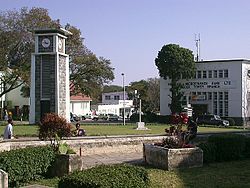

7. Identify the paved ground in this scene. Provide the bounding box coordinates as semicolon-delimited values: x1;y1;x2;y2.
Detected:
81;152;144;169
21;152;143;188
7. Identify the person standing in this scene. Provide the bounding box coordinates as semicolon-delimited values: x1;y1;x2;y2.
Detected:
3;119;13;139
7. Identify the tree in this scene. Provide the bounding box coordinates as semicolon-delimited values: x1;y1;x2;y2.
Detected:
0;8;115;101
147;78;160;113
155;44;195;113
127;80;149;113
0;7;59;98
103;85;123;93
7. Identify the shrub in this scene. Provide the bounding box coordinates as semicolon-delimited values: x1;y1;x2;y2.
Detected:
243;137;250;158
58;164;150;188
198;142;216;163
157;115;171;124
144;112;158;123
0;146;55;187
208;134;246;162
39;113;72;140
225;118;235;126
129;113;145;122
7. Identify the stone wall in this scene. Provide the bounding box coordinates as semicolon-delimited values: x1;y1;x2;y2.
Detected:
0;135;166;156
143;144;203;170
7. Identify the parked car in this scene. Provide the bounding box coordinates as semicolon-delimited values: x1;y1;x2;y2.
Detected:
98;114;108;120
196;114;229;126
82;113;98;121
70;112;80;122
107;114;119;121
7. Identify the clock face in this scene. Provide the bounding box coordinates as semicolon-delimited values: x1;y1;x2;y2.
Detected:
41;38;51;48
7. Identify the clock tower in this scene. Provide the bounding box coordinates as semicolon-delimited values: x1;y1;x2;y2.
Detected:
29;28;72;124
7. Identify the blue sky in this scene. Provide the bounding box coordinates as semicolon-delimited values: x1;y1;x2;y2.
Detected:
1;0;250;86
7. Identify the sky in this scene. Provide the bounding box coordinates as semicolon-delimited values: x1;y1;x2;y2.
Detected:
1;0;250;86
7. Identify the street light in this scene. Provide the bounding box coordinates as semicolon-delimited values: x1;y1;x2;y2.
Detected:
121;73;125;125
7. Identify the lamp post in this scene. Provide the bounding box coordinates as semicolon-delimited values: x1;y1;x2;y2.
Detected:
121;73;125;125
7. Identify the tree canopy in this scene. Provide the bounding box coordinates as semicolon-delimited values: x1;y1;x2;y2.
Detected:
127;78;160;113
0;7;114;100
0;7;59;98
155;44;195;113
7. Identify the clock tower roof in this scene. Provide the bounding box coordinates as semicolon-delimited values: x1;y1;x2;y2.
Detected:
34;28;72;36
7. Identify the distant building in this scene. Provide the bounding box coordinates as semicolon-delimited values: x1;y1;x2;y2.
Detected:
70;94;92;116
97;91;134;117
160;59;250;124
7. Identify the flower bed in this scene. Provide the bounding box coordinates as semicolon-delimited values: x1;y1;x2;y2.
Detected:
143;143;203;170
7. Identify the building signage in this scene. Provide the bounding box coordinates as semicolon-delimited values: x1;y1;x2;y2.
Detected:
182;80;236;89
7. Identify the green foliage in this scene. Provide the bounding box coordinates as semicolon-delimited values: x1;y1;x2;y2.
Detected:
0;146;55;187
206;134;246;162
243;137;250;158
198;142;216;163
58;164;150;188
0;7;59;98
157;115;171;124
225;118;236;126
39;113;72;140
155;44;195;113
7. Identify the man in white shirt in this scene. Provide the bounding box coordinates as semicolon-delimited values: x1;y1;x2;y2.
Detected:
3;119;13;139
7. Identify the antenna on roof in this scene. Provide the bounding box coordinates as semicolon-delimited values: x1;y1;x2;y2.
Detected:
195;33;201;62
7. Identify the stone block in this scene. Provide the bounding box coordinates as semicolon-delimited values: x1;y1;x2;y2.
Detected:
49;154;83;177
143;144;203;170
0;169;8;188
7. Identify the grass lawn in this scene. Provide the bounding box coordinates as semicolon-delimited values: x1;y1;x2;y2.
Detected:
31;159;250;188
0;123;247;137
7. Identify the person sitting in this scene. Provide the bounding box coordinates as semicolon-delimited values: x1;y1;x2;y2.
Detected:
74;123;86;136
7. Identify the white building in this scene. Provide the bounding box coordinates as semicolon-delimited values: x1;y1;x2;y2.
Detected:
70;94;92;116
160;59;250;124
97;91;134;117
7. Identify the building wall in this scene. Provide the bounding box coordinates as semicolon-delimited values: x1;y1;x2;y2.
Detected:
70;101;91;116
98;100;133;116
102;91;128;104
160;59;249;119
5;85;29;108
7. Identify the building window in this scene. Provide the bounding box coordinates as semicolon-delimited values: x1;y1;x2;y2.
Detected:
219;92;223;101
114;95;120;100
224;92;229;116
105;95;111;100
213;92;218;115
213;70;217;78
219;101;223;116
208;70;212;78
208;92;212;100
224;70;228;78
224;101;228;116
197;71;201;78
202;92;207;100
203;71;207;78
219;70;223;78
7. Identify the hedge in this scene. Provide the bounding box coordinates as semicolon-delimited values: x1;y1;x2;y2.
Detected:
0;146;55;187
58;164;150;188
208;134;246;162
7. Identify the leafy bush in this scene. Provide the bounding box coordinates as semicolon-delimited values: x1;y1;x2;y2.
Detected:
208;134;246;162
129;113;146;122
157;115;171;124
39;113;72;140
0;146;55;187
243;137;250;158
225;118;235;126
144;112;158;123
58;164;150;188
198;142;216;163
